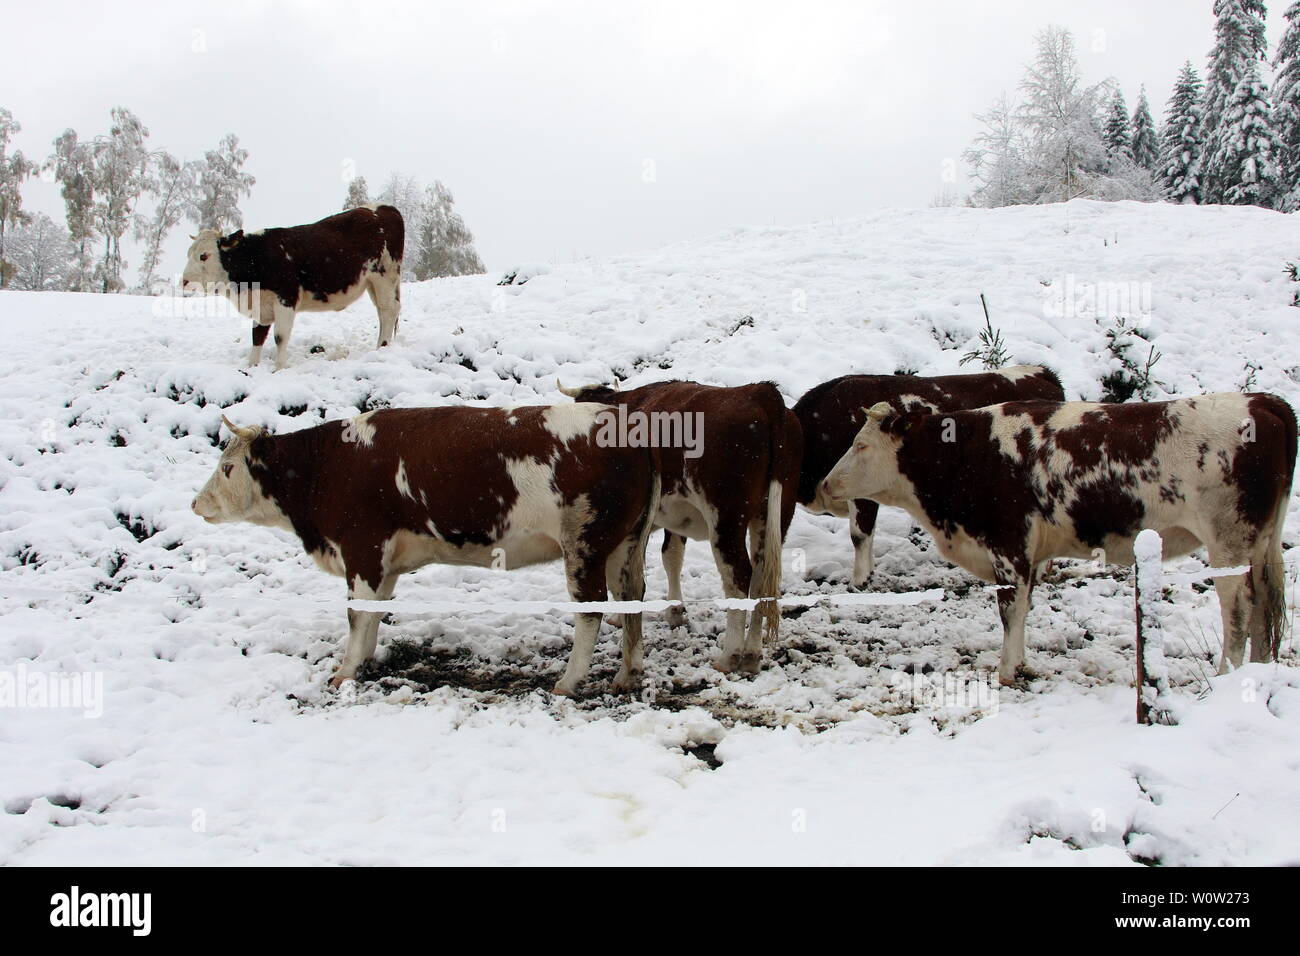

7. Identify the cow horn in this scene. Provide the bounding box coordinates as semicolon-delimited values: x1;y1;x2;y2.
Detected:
556;379;585;399
221;414;260;441
866;402;892;421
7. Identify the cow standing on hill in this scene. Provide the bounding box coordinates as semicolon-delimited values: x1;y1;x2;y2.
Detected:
192;404;660;696
795;365;1065;585
823;394;1296;684
559;379;802;674
181;204;404;370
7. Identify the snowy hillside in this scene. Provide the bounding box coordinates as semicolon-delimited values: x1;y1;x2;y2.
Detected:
3;199;1300;865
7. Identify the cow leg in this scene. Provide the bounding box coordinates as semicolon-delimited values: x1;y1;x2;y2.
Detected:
249;321;271;367
849;498;880;587
994;574;1033;686
711;520;758;675
607;537;649;693
661;530;687;629
368;279;400;348
1212;572;1250;673
331;572;398;687
554;548;609;697
272;305;296;371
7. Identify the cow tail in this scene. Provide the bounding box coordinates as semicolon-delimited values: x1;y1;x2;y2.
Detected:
1258;398;1297;659
752;384;787;643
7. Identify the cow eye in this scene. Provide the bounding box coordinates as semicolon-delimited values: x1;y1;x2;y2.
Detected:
855;442;867;452
199;253;209;261
222;463;234;478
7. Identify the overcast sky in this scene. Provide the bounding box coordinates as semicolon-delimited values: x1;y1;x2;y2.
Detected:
4;1;1291;275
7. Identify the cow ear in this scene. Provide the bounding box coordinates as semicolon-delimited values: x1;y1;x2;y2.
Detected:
220;230;244;249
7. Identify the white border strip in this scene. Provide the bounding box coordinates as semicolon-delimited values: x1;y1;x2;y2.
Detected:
348;588;947;615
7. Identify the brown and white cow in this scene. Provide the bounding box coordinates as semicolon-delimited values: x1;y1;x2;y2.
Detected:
181;204;403;370
823;394;1296;684
559;379;802;674
192;404;660;695
795;366;1065;585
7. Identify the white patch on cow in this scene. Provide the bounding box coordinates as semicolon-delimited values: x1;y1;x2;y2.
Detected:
349;411;378;448
540;403;602;446
395;458;415;501
895;393;939;414
310;538;347;577
502;457;564;542
996;364;1046;382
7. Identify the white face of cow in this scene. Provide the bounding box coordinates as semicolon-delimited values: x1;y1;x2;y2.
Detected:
181;230;230;292
823;404;905;503
191;421;278;525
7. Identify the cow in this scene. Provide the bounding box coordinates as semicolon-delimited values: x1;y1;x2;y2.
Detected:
192;404;660;696
181;204;404;370
795;365;1065;585
823;393;1296;685
558;379;802;674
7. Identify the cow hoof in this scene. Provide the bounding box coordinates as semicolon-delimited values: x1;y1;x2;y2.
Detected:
998;664;1037;688
715;652;760;675
328;673;355;690
663;605;687;629
552;680;578;697
611;670;642;694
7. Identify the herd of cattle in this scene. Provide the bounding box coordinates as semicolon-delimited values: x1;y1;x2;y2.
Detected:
184;205;1297;696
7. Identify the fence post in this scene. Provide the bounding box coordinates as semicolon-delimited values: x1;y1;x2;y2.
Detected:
1134;529;1175;725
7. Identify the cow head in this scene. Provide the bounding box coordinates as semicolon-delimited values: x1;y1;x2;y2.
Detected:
557;379;618;403
823;402;922;502
181;229;239;292
192;416;282;525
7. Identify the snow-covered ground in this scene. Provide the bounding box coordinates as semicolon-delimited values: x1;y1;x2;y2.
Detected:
3;199;1300;865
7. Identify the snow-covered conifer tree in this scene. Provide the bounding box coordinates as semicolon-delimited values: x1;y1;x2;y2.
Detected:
1104;88;1133;161
1160;62;1206;203
1203;0;1270;201
1204;61;1283;207
1130;87;1159;171
1273;2;1300;209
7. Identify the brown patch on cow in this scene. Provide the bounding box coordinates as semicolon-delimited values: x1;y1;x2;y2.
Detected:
890;408;1038;580
1065;477;1145;549
1233;394;1298;529
792;367;1064;505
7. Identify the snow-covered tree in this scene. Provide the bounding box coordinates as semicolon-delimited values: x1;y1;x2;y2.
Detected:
343;176;370;210
51;129;96;292
1273;2;1300;210
5;213;72;291
1160;62;1206;203
89;107;151;293
411;181;484;280
1203;0;1270;202
1130;87;1160;170
1016;26;1111;202
188;134;254;232
0;108;37;289
1204;61;1283;207
134;152;196;291
1104;88;1133;161
376;171;424;244
963;93;1035;207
